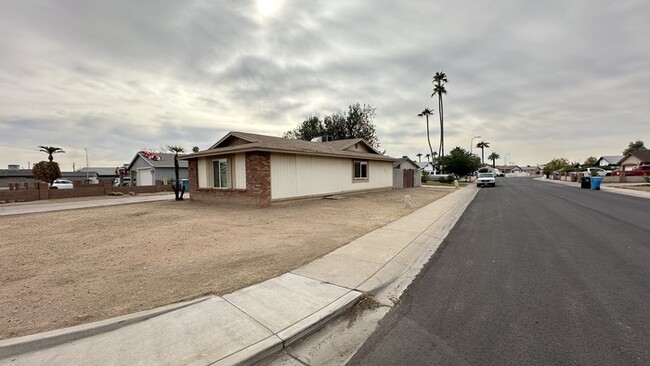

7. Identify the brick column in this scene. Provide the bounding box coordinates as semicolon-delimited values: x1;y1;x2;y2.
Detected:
188;159;198;198
245;152;271;207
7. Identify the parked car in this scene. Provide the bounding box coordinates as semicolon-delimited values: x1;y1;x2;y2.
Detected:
113;177;132;186
476;173;496;187
612;165;650;176
584;167;610;177
49;179;74;189
493;169;505;177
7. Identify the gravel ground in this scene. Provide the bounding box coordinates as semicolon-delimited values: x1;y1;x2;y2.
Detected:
0;187;451;340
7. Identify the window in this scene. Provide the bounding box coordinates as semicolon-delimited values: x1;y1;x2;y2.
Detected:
212;159;229;188
354;160;368;179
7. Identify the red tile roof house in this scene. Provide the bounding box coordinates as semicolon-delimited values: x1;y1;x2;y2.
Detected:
180;132;397;207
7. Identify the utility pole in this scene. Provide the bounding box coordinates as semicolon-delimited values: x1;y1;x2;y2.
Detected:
85;148;89;182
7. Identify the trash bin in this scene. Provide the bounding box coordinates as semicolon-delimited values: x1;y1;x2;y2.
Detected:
590;177;603;190
580;177;591;189
180;179;190;192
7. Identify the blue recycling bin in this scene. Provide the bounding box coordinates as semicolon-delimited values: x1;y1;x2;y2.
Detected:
590;177;603;190
180;179;190;192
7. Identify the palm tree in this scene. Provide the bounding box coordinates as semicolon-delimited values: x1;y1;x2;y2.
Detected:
431;72;448;168
167;145;185;201
416;153;422;162
476;141;490;164
425;153;430;162
418;108;435;167
38;146;65;162
488;152;501;168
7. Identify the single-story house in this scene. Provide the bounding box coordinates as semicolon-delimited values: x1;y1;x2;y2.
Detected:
0;168;99;187
616;150;650;171
496;165;522;173
393;156;421;188
127;151;188;186
520;165;542;175
180;131;396;206
415;161;436;174
596;155;623;167
78;167;119;184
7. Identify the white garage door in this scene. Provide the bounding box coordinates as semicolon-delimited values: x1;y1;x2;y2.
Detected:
137;168;154;186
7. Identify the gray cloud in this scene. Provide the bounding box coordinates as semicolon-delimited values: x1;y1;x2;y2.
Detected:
2;0;649;170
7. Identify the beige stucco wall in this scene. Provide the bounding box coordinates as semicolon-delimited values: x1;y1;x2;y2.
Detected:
270;153;393;200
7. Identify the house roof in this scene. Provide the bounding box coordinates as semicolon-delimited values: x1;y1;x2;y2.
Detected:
618;150;650;165
182;131;396;162
0;169;33;178
596;155;623;165
127;152;189;170
79;167;120;176
393;157;419;169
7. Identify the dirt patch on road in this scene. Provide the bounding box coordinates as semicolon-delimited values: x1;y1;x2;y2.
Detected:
0;187;451;340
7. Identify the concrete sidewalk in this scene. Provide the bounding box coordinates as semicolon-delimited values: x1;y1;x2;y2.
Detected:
0;187;478;366
0;193;178;216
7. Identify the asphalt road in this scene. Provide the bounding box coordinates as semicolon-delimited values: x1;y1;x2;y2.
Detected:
348;177;650;366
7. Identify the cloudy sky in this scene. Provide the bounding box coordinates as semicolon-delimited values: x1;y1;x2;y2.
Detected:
1;0;649;171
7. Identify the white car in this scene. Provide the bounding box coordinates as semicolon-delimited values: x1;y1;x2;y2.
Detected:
476;173;496;187
584;167;610;177
49;179;74;189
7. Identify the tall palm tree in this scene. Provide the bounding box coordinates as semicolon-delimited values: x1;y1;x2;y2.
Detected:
418;108;435;167
167;145;185;201
38;146;65;162
425;153;430;162
416;153;422;162
488;152;501;168
476;140;490;164
431;72;448;168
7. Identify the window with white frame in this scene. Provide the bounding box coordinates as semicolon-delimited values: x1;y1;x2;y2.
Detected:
212;159;229;188
353;160;368;180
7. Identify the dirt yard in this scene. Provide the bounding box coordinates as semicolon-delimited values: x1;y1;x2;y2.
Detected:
0;187;451;340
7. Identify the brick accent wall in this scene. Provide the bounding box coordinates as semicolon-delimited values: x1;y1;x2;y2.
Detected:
189;151;272;207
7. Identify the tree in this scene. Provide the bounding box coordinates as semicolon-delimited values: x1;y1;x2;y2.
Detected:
583;156;598;167
418;108;435;167
440;146;480;177
38;146;65;162
425;153;430;162
476;141;490;165
416;153;422;162
284;103;382;150
283;116;325;141
32;161;61;185
431;72;448;165
543;158;571;176
488;152;501;168
167;146;186;201
622;140;647;155
192;146;199;153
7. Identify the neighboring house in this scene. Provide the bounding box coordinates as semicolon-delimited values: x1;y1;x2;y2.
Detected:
0;168;98;187
180;131;396;207
0;168;35;187
127;151;188;186
616;150;650;171
416;161;436;174
596;155;623;167
520;165;542;175
393;156;421;188
496;165;522;173
79;167;119;184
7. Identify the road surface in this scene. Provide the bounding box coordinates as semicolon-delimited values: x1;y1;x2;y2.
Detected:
348;177;650;365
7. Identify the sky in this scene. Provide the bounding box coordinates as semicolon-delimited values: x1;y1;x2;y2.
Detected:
1;0;649;171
